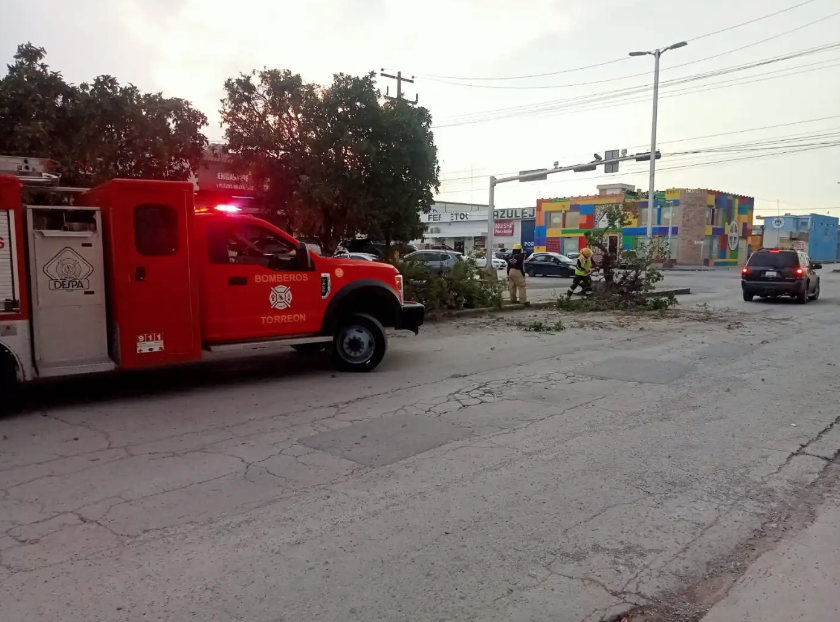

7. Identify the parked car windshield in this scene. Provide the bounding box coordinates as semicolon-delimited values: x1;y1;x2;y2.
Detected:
748;251;799;268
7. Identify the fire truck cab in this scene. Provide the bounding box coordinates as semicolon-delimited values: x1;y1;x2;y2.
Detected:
0;156;424;399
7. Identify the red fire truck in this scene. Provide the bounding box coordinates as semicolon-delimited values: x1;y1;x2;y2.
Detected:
0;156;424;399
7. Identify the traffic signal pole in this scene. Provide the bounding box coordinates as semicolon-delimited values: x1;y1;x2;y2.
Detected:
486;151;657;257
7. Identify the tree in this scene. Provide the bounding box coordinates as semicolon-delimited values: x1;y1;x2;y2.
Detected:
579;203;672;307
220;68;439;254
0;43;208;187
363;100;439;253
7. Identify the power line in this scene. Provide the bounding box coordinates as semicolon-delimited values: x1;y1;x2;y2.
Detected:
437;140;840;195
427;10;840;90
688;0;820;42
439;118;840;184
433;51;840;128
434;42;840;125
441;129;840;185
421;0;821;82
430;11;840;91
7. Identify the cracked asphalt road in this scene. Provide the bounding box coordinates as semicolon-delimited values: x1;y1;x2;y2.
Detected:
3;271;840;621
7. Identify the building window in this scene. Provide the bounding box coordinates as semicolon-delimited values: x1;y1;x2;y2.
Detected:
135;204;179;256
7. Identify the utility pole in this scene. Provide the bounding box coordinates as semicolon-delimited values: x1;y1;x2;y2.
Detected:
379;69;418;103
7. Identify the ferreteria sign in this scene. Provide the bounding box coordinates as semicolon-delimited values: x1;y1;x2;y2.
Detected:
422;212;485;223
422;207;536;223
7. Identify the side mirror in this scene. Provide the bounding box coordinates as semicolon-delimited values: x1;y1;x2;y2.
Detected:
813;263;822;270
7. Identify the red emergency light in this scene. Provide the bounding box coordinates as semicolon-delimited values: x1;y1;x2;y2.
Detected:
195;204;243;214
213;204;242;213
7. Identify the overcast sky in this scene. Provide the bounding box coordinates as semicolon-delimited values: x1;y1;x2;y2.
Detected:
3;0;840;217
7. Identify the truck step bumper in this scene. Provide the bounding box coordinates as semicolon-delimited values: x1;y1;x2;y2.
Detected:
398;302;425;334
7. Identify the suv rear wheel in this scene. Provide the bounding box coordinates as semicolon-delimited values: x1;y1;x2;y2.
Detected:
742;292;754;302
796;284;809;304
810;282;820;301
332;313;387;372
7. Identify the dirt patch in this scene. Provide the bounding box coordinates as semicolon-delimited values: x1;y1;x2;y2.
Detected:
614;459;840;622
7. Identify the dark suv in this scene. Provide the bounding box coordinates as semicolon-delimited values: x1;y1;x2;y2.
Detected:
741;249;822;304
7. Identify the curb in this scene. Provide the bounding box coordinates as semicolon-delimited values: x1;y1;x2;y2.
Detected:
430;288;692;321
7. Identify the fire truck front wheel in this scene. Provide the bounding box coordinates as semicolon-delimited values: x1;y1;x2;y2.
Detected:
332;313;388;372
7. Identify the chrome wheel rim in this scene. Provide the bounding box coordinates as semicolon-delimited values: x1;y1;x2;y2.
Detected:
337;325;375;364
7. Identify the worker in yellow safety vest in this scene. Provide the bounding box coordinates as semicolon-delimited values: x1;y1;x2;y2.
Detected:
566;247;594;298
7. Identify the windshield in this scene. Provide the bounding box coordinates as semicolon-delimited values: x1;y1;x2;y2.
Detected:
748;251;799;268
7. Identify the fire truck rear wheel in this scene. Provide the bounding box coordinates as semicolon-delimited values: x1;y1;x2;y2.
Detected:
332;313;387;372
0;354;19;414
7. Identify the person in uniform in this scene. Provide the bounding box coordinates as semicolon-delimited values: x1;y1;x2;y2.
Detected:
507;244;528;305
566;247;594;298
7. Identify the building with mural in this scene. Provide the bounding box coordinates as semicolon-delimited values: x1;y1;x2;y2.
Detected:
534;188;755;266
759;213;839;261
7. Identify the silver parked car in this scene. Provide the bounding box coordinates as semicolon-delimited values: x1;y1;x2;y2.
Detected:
403;250;463;275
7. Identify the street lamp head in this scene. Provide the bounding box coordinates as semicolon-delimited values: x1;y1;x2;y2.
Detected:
629;51;648;57
667;41;688;51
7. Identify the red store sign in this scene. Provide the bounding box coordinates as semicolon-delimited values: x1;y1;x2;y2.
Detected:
494;220;515;236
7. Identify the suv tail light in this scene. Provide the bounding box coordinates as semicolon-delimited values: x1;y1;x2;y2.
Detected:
742;267;748;274
795;267;804;276
395;274;404;302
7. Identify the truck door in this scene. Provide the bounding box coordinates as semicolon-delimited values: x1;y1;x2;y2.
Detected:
201;217;322;342
119;201;201;364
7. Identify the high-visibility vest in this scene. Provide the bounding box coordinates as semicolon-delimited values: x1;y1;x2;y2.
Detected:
575;256;592;276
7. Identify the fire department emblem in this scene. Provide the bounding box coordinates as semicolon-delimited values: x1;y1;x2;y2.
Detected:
43;247;94;291
269;284;293;310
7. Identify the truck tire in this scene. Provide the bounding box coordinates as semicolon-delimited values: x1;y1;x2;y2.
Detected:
0;354;19;414
331;313;387;372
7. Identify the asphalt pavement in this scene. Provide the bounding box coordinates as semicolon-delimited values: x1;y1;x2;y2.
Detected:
2;270;840;621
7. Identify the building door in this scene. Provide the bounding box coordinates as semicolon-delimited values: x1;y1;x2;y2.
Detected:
454;238;465;253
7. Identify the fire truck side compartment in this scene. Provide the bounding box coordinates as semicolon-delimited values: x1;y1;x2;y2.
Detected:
0;176;34;381
80;179;202;369
26;205;114;377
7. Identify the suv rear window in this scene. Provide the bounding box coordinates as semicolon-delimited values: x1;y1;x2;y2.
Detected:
748;251;799;268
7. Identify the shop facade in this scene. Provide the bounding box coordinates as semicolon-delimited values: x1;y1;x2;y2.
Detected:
534;188;755;266
760;214;839;261
417;201;536;254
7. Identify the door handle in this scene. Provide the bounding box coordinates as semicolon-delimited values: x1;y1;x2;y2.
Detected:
135;267;146;282
228;276;247;286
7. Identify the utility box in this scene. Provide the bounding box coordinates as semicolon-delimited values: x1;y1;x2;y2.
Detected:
26;205;114;377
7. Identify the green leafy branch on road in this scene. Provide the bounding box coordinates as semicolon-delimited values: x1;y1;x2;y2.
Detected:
396;259;504;316
517;319;566;333
556;292;677;314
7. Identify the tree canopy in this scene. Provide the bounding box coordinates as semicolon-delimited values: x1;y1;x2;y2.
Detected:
0;43;208;187
220;68;439;253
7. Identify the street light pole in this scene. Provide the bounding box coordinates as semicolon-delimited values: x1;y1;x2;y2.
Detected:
630;41;687;240
648;49;661;241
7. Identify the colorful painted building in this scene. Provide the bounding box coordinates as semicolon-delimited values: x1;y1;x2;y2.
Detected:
534;188;755;266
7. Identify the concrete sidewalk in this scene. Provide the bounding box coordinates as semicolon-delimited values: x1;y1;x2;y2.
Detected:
701;492;840;622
